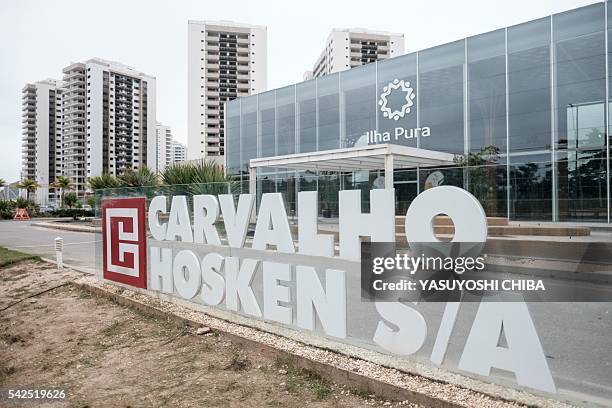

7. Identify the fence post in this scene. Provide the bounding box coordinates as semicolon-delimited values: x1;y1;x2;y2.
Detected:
54;237;63;269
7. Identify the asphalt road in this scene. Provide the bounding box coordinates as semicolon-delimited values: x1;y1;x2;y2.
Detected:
0;220;98;273
0;220;610;406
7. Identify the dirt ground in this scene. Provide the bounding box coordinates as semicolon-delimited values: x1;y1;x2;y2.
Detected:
0;261;420;408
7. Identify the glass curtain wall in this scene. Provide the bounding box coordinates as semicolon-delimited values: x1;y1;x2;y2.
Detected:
507;17;553;220
225;99;241;178
340;63;377;148
419;40;465;154
258;91;275;158
377;53;418;147
226;2;611;223
608;0;612;224
240;96;257;178
554;3;607;222
317;74;340;151
296;80;317;154
339;63;377;210
467;29;508;217
276;85;296;156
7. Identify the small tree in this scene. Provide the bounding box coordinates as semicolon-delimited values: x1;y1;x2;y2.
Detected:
17;179;39;202
63;192;78;209
87;195;95;209
454;146;502;216
51;176;72;208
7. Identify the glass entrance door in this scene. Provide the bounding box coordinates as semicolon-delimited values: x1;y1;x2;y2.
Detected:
395;181;418;215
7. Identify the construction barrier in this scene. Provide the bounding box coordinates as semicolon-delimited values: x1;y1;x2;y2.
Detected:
13;208;30;221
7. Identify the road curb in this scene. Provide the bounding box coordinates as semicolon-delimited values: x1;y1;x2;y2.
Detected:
39;257;95;275
31;221;99;233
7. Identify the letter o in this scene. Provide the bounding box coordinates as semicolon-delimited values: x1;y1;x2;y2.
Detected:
173;250;201;299
405;186;487;255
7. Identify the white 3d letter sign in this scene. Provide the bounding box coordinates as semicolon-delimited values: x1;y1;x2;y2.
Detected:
104;186;555;395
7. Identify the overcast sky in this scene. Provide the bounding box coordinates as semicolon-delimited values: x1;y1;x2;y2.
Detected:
0;0;599;182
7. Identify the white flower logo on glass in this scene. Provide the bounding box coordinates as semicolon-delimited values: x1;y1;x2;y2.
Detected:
378;79;416;121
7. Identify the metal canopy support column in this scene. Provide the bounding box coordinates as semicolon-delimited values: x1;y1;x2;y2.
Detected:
606;0;610;224
249;166;257;195
249;166;257;223
384;154;394;190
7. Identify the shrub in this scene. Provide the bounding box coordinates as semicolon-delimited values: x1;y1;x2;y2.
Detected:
89;172;121;191
11;198;38;217
118;167;158;187
14;197;29;208
161;160;230;185
160;160;236;196
51;208;94;220
0;200;16;220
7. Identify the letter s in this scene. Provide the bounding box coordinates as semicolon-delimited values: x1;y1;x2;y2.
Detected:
373;301;427;355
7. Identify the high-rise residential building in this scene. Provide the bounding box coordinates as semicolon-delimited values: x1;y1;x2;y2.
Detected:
155;122;173;173
172;141;186;164
187;20;267;164
21;78;63;205
61;58;156;196
304;28;405;79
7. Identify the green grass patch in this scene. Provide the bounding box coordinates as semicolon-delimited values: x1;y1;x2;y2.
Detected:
99;321;124;337
225;350;251;371
275;356;333;399
0;247;40;268
0;364;17;384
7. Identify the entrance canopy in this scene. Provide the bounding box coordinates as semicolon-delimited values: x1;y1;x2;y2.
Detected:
248;143;457;192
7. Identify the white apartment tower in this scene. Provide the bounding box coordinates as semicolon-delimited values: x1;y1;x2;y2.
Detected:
61;58;156;195
172;141;186;164
305;28;405;79
188;20;267;163
21;79;63;205
155;122;173;173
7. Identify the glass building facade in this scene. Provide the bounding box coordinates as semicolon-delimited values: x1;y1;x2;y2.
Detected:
226;2;612;223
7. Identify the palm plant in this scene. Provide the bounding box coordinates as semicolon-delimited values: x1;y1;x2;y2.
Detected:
15;197;29;209
88;173;121;191
0;199;15;219
118;167;158;187
0;178;6;200
160;160;228;184
51;175;72;208
17;178;39;202
161;160;235;195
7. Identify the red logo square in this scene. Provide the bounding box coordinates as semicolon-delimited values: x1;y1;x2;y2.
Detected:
102;197;147;289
